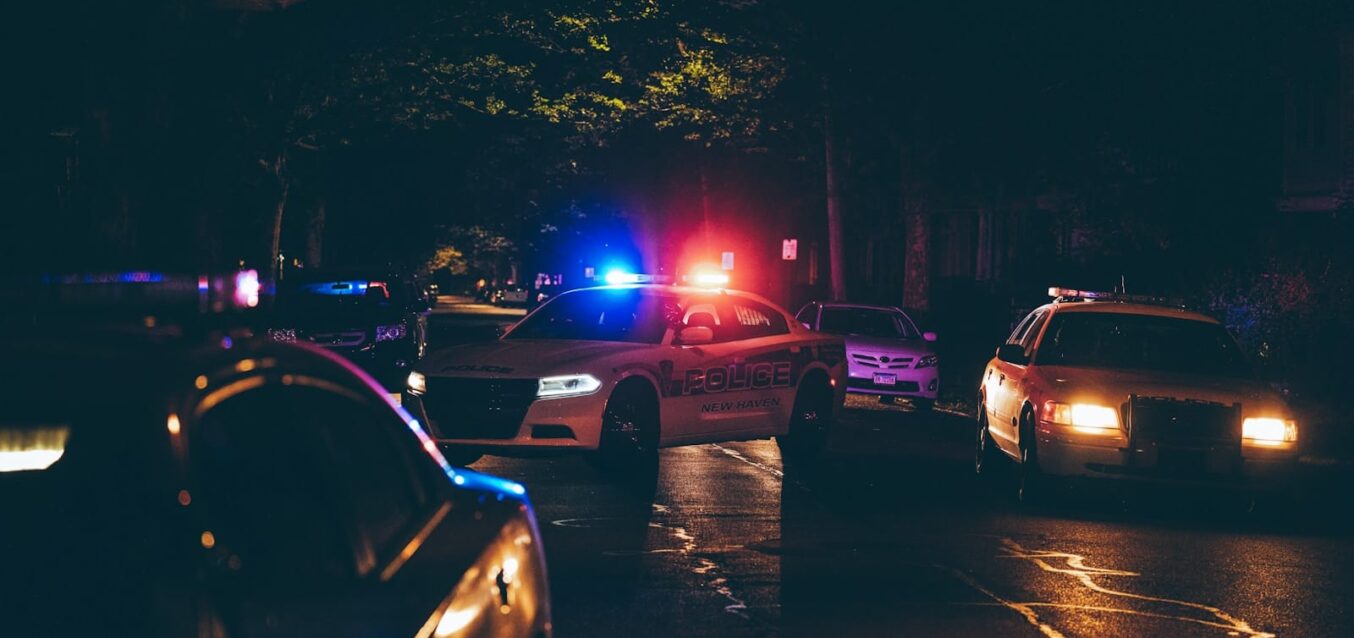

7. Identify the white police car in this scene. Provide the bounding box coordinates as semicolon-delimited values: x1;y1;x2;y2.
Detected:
403;284;847;466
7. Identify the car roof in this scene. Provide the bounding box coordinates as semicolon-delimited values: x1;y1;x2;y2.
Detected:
813;301;906;313
1043;301;1220;324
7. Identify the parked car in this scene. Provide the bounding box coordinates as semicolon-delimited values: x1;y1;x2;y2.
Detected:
796;302;939;411
975;287;1300;504
266;270;430;391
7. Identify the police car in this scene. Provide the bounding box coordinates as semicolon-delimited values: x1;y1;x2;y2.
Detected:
403;281;848;466
975;287;1300;503
1;273;551;638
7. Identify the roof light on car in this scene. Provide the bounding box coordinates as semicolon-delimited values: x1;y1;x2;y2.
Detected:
1242;417;1297;445
603;270;648;285
537;374;602;398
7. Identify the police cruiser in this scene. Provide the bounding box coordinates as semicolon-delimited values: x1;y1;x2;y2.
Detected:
975;287;1300;504
403;282;847;466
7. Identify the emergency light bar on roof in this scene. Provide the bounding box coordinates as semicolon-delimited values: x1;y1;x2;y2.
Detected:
1048;287;1186;308
20;270;263;315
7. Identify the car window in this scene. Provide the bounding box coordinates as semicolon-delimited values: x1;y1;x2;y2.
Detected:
818;307;919;339
1007;311;1039;345
722;299;790;340
192;383;435;581
1019;310;1049;358
506;288;676;343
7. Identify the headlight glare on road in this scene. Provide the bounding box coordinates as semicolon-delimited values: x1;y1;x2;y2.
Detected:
376;323;407;342
537;374;602;398
916;354;939;368
407;371;427;394
1045;401;1119;433
1242;417;1297;445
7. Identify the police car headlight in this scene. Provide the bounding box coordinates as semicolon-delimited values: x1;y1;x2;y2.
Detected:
407;371;427;394
1242;417;1297;445
1045;401;1120;434
537;374;602;399
266;328;296;342
915;354;939;368
376;323;408;342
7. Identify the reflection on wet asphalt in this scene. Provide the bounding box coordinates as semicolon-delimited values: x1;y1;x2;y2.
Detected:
470;397;1354;638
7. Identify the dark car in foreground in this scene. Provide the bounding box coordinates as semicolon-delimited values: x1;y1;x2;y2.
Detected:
266;270;431;390
0;275;550;638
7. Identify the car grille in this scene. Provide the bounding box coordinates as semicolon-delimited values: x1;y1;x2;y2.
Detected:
850;353;915;369
1126;396;1241;446
422;377;538;439
306;330;367;348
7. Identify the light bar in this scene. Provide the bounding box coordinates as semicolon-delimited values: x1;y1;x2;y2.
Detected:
1048;286;1184;307
685;271;730;287
601;270;653;285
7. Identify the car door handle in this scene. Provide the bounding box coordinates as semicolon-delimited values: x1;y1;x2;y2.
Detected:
997;374;1005;385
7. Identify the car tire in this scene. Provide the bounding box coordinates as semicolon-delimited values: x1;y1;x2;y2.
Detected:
594;382;660;476
439;446;482;467
1016;406;1055;506
778;377;834;461
974;407;1003;478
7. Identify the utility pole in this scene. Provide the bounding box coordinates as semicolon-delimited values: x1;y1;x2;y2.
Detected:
823;98;847;301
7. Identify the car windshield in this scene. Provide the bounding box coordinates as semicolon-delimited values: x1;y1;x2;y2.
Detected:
818;307;919;339
505;288;677;343
1036;312;1252;378
275;277;407;319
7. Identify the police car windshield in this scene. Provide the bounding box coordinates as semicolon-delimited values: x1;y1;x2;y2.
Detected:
819;307;919;339
506;288;674;343
1036;312;1251;378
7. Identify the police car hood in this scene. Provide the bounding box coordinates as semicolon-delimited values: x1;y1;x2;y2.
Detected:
1033;366;1290;416
421;339;652;377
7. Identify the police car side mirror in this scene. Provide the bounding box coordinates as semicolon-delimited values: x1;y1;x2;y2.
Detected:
678;326;714;345
995;343;1027;365
923;331;938;342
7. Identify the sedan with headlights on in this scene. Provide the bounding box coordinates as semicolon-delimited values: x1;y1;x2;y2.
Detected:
975;287;1300;504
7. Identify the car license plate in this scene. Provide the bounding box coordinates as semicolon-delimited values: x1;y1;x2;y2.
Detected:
873;373;897;386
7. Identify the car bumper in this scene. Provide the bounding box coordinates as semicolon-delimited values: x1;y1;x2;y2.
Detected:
404;391;606;452
845;368;939;399
1036;435;1300;491
320;342;420;391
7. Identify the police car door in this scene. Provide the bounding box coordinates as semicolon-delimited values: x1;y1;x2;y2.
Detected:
665;296;793;443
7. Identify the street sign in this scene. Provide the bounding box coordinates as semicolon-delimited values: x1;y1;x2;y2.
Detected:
721;251;735;270
782;238;798;260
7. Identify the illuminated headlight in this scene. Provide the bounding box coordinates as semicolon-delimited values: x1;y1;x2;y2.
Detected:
1242;417;1297;445
537;374;602;399
1045;401;1120;433
266;328;296;342
376;323;408;342
915;354;939;368
407;371;427;394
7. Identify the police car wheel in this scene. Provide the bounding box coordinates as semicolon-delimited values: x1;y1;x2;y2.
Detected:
595;383;659;471
1016;407;1055;506
778;378;833;459
974;408;1003;477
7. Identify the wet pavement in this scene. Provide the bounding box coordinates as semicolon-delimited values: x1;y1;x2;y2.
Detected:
433;301;1354;638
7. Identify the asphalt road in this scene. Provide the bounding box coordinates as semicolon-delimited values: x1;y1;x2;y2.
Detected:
430;299;1354;638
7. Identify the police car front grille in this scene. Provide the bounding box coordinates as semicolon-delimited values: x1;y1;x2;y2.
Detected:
1127;397;1241;446
422;377;538;439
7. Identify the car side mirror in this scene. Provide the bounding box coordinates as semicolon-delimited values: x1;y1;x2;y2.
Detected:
995;343;1028;365
678;326;714;345
801;321;813;331
923;331;938;342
